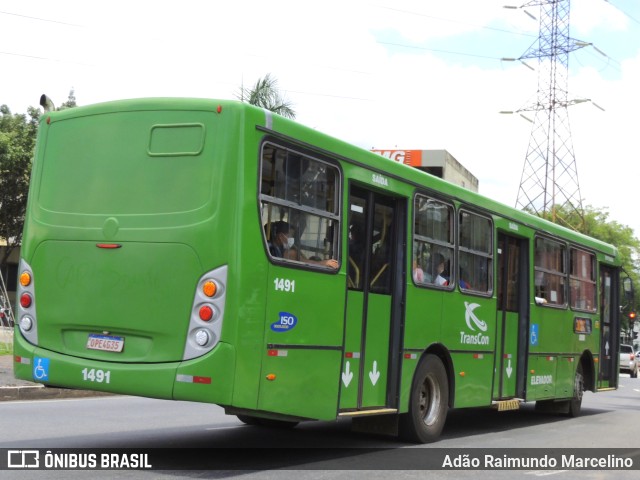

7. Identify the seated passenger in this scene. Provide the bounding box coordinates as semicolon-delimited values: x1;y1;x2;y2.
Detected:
426;253;449;286
267;221;338;269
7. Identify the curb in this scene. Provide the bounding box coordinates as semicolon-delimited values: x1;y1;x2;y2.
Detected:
0;385;115;402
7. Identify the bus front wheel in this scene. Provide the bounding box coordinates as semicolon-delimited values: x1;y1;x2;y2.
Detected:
567;363;584;417
399;354;449;443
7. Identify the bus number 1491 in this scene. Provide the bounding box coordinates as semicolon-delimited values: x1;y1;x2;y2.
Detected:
274;278;296;293
81;368;111;384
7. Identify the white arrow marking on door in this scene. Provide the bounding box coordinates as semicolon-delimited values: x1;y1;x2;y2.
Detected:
342;361;353;387
369;360;381;386
606;341;610;356
506;359;513;379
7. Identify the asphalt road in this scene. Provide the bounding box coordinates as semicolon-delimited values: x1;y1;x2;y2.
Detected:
1;375;639;479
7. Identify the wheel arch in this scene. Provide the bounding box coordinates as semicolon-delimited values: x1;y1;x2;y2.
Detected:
578;350;596;393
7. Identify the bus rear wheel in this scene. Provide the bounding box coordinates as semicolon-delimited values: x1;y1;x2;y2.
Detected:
399;354;449;443
237;415;299;429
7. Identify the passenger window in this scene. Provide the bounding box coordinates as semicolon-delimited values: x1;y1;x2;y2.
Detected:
569;248;596;312
260;143;340;270
459;210;492;294
412;195;454;289
534;237;566;307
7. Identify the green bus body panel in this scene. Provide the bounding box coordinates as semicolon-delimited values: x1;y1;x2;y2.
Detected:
441;293;496;408
450;352;494;408
257;264;343;419
258;349;342;421
360;293;392;407
13;331;235;403
31;240;201;361
339;291;365;410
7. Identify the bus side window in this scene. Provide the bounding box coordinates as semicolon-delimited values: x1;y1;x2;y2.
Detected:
259;142;340;270
534;236;566;307
569;247;596;312
458;210;492;294
412;195;454;289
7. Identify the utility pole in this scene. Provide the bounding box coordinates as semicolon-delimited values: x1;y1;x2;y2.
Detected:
512;0;587;228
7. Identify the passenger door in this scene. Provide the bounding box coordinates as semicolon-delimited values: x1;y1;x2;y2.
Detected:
598;265;618;388
339;185;405;412
495;233;530;399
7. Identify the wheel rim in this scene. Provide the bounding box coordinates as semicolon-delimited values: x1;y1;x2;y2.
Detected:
419;373;441;427
574;369;584;402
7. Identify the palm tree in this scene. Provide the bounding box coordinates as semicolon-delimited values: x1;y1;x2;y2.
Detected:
237;73;296;119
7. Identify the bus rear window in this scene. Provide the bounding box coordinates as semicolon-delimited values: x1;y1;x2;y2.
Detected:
38;113;213;215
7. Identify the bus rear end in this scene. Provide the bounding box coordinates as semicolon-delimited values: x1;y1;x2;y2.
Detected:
13;99;241;404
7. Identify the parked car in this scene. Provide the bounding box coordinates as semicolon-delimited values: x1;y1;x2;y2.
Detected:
620;344;638;378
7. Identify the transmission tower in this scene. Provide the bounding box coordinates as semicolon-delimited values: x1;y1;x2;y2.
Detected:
514;0;586;228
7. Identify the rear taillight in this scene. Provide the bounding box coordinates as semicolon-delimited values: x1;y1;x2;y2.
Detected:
631;353;635;361
183;265;227;360
17;259;38;345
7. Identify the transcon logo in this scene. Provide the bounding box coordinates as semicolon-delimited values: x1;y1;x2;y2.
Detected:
460;302;490;346
465;302;488;332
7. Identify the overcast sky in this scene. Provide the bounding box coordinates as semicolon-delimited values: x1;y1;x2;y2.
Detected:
2;0;639;236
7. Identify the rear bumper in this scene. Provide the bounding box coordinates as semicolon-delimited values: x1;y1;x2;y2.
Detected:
13;329;235;404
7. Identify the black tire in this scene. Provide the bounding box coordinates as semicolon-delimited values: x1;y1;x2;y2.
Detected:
567;362;584;417
236;414;262;426
399;354;449;443
631;368;638;379
237;414;298;429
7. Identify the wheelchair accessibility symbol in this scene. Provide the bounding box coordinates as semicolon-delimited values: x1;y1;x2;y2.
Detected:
33;357;50;381
530;324;539;346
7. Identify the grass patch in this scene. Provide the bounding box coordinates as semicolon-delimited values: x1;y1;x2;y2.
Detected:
0;343;12;356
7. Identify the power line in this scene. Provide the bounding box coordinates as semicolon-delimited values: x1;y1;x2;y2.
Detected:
603;0;640;26
377;41;504;60
0;51;92;67
0;10;82;27
375;4;538;38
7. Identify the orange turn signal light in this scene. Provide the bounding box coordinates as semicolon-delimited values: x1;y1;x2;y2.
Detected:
203;281;217;298
20;272;31;287
266;374;276;381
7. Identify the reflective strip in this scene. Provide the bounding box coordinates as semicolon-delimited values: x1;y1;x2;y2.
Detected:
14;356;31;365
473;354;484;359
268;350;288;357
346;352;360;359
176;374;212;384
404;353;417;360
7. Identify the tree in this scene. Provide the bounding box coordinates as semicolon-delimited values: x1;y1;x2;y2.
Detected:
237;73;296;119
59;88;77;110
0;105;39;268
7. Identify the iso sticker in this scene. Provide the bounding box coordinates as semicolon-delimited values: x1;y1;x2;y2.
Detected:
271;312;298;332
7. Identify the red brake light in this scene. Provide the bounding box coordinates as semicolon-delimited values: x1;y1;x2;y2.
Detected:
199;305;213;321
20;293;32;308
97;244;122;249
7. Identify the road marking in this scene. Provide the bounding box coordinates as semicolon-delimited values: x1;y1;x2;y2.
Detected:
525;471;568;477
205;426;245;431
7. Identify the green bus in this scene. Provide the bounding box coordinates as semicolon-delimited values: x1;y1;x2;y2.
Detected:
14;98;623;442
